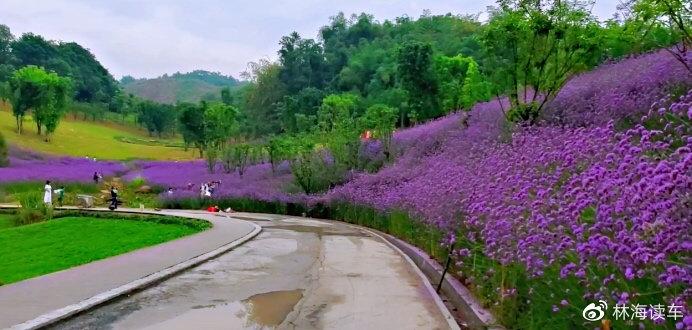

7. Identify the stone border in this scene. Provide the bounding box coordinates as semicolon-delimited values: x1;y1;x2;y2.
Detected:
9;213;262;330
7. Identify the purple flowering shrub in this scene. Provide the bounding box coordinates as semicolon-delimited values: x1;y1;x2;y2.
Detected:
326;89;691;327
124;160;294;203
544;49;692;127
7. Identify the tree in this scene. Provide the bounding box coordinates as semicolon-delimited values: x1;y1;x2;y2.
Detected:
0;132;8;167
40;71;71;140
397;41;440;122
222;143;252;176
204;102;238;148
481;0;600;123
627;0;691;72
0;24;15;83
360;104;398;160
178;102;206;157
434;54;473;112
137;100;175;137
317;93;360;132
461;60;491;109
241;59;286;136
9;66;70;136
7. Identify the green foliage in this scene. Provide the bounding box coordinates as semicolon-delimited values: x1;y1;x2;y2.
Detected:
241;60;286;136
360;104;398;160
15;191;52;226
177;102;206;156
205;145;218;173
461;60;491;108
627;0;691;73
203;101;238;147
317;93;361;132
397;41;440;122
481;0;601;123
0;132;8;167
10;32;117;104
137;100;175;137
9;65;71;136
434;54;473;112
221;143;252;175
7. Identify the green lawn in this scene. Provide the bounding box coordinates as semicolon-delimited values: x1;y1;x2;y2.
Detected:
0;214;14;230
0;104;195;160
0;217;201;284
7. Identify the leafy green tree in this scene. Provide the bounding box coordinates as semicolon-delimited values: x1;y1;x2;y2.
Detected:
317;93;360;132
10;66;70;136
0;24;15;83
204;102;238;148
396;41;440;122
40;72;71;140
461;60;491;109
137;100;175;137
222;143;252;176
481;0;600;123
278;32;328;94
177;102;206;156
627;0;691;72
360;104;398;160
0;132;8;167
434;54;473;112
241;59;286;136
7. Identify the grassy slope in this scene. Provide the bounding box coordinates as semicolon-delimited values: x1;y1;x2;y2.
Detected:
0;217;200;284
0;104;195;160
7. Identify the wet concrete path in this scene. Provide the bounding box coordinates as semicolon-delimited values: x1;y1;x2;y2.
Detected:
51;215;456;330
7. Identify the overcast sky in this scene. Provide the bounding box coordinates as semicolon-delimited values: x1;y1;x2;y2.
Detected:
0;0;620;79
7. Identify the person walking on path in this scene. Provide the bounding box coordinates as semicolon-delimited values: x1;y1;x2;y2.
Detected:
54;186;65;207
43;181;53;206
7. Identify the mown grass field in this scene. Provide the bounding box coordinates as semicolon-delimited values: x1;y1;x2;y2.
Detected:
0;103;196;160
0;217;201;284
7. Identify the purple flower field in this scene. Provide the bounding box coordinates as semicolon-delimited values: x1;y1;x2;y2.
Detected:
0;148;126;183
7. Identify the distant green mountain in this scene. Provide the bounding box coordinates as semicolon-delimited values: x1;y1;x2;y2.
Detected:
120;70;244;104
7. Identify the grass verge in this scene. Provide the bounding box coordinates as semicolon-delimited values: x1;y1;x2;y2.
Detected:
0;214;208;284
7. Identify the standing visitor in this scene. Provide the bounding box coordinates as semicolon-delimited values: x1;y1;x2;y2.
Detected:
109;186;119;210
54;186;65;207
93;172;99;184
43;181;53;206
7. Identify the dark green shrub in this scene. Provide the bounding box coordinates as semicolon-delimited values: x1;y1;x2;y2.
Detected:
0;132;8;167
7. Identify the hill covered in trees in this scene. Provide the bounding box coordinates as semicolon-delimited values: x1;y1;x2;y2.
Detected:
120;70;243;104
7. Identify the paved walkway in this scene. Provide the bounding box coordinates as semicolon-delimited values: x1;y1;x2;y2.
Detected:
0;208;256;329
53;215;458;330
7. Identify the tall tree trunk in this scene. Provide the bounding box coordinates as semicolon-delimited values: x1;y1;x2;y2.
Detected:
16;116;21;134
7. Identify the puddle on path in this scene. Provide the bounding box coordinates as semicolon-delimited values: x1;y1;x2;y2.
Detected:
244;289;304;327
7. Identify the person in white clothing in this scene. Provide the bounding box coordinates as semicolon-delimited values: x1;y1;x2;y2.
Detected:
43;180;52;205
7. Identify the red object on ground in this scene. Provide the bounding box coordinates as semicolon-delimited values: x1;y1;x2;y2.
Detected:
206;206;220;212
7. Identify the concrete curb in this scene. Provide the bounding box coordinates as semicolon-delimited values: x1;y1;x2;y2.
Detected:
8;213;262;330
340;223;461;330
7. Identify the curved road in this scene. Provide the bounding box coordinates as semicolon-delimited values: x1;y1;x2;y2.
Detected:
49;212;457;329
